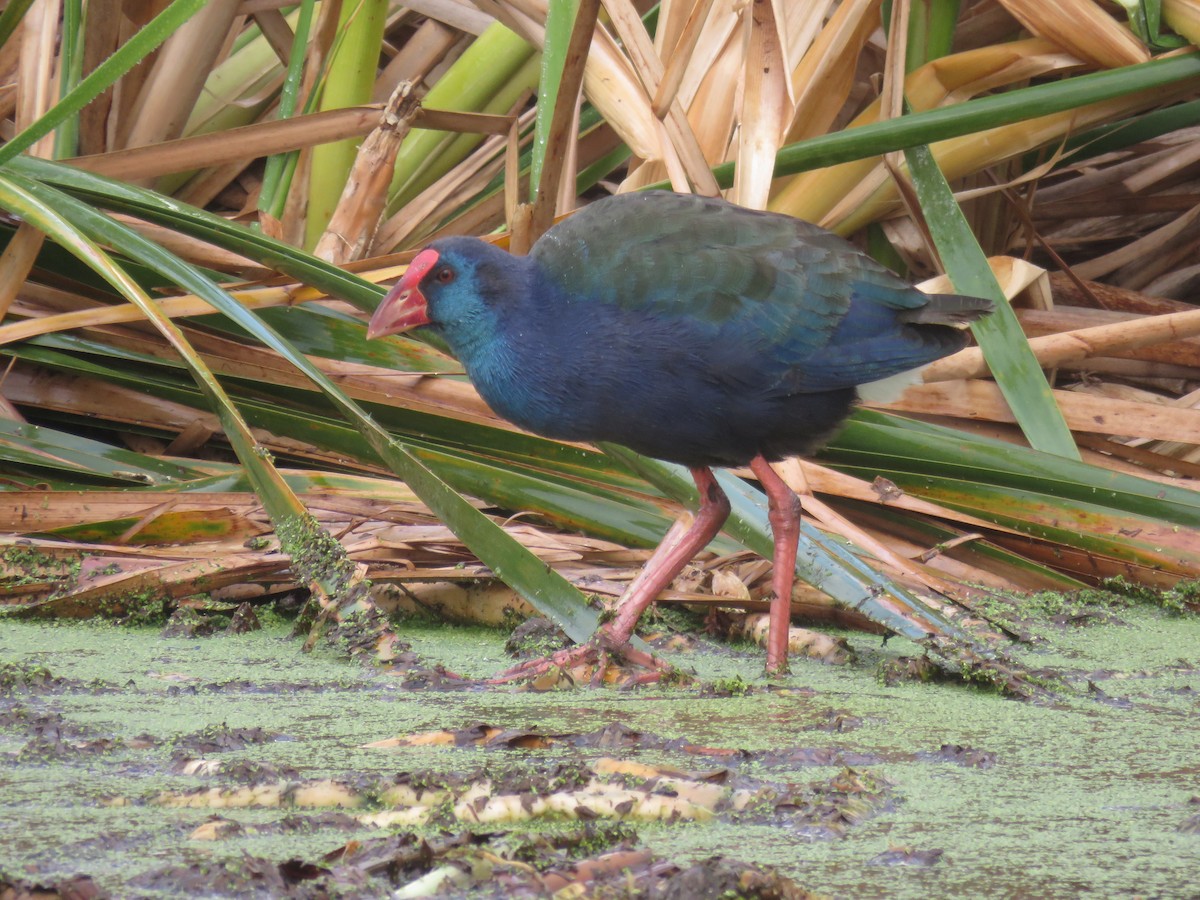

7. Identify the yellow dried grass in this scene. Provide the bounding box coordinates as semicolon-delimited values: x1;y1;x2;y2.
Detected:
1164;0;1200;45
995;0;1149;68
770;38;1084;226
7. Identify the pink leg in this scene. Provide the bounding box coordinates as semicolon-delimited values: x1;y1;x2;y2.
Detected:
604;466;731;644
748;456;801;674
491;467;730;683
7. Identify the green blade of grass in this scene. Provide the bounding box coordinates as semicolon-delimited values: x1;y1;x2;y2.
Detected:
5;169;603;644
0;177;307;510
902;0;961;69
260;0;318;220
0;418;201;485
0;0;37;50
53;0;85;160
14;156;381;308
531;0;579;202
0;172;362;596
831;410;1200;522
306;0;389;247
5;337;707;556
904;140;1078;458
644;51;1200;190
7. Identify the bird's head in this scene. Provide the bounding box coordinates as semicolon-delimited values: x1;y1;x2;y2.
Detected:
366;237;519;344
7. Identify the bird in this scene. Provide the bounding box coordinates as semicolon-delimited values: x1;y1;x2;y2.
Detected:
368;191;992;677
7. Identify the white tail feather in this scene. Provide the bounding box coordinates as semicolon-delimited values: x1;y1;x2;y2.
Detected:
856;365;926;403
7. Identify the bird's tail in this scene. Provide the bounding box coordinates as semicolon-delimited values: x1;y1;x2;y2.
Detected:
900;293;994;328
857;294;992;403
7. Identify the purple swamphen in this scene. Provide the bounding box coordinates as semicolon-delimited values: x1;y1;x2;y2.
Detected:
368;191;993;676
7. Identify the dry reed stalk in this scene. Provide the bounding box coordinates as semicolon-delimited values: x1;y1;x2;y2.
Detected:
784;0;877;144
249;7;296;62
1164;0;1200;44
1073;202;1200;281
373;109;531;251
624;9;739;188
599;0;720;193
480;0;664;166
68;106;398;180
770;38;1083;224
77;0;122;155
827;77;1198;236
0;225;46;322
315;84;421;263
0;53;21;137
926;296;1200;382
122;0;242;154
374;18;462;101
1016;306;1200;369
995;0;1149;68
0;280;334;347
731;0;792;210
652;0;719;117
110;216;265;272
885;378;1200;444
17;0;59;159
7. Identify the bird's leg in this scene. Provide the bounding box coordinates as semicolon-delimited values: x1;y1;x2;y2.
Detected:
603;466;731;645
492;467;730;684
748;456;801;674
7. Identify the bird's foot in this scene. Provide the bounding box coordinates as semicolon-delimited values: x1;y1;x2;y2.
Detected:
488;632;685;687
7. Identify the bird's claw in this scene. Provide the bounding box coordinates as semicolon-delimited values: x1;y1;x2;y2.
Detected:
488;633;683;687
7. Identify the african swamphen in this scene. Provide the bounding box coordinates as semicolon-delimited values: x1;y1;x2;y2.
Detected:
368;191;992;675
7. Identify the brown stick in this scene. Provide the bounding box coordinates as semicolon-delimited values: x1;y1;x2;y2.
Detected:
67;107;514;182
925;304;1200;382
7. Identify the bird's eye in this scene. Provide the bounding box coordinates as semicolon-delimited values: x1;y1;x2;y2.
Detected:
434;266;455;284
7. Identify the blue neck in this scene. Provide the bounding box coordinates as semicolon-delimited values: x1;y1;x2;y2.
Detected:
444;264;586;438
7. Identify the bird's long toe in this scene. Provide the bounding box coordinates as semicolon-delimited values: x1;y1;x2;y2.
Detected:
488;632;680;687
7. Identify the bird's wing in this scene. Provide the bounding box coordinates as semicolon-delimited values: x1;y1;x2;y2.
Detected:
531;191;934;369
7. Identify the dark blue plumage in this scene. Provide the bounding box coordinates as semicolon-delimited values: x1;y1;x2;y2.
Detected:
414;233;857;467
368;191;992;676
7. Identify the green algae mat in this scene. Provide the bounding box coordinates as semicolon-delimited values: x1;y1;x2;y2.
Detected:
2;603;1198;898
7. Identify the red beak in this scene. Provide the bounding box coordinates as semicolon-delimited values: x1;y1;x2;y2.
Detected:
366;248;440;339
